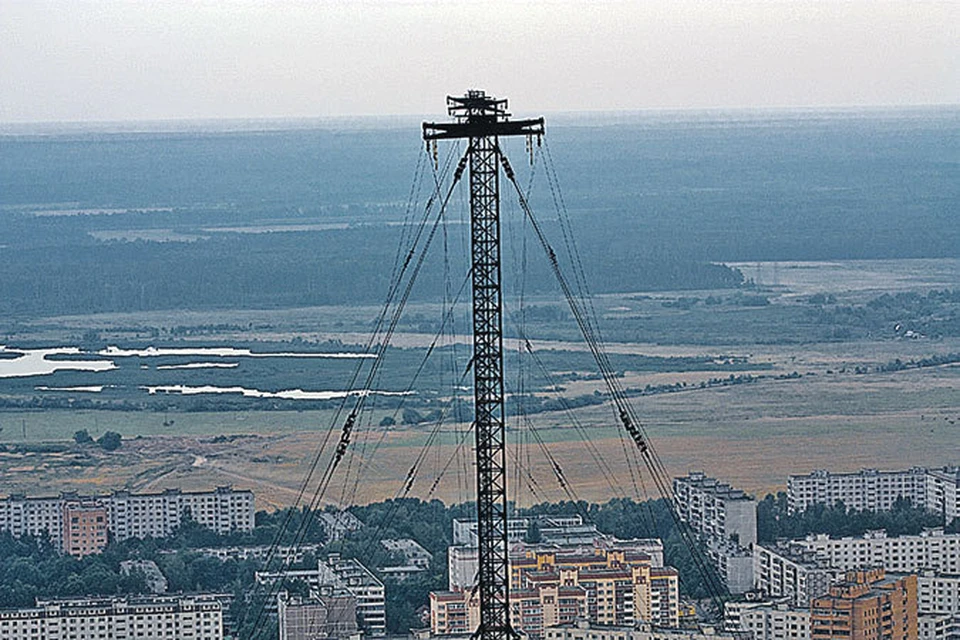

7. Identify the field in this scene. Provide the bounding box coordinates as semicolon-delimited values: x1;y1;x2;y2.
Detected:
1;274;957;511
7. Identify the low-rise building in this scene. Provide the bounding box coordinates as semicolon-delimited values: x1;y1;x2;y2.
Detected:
119;559;168;594
317;510;364;541
0;595;223;640
189;543;323;564
381;538;433;569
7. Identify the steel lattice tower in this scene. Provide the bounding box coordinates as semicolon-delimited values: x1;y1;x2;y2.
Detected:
423;91;544;640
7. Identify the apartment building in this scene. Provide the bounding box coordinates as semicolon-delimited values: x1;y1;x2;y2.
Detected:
810;570;917;640
430;585;589;639
278;591;358;640
917;570;960;640
452;514;603;547
673;472;757;594
0;486;254;553
739;603;810;640
432;545;679;637
544;620;738;640
0;595;223;640
753;541;841;607
926;468;960;524
448;538;665;592
257;555;386;636
62;499;109;557
189;543;323;564
787;467;960;522
381;538;433;569
795;529;960;575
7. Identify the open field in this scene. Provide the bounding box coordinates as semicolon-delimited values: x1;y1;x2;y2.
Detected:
1;258;958;509
1;357;956;509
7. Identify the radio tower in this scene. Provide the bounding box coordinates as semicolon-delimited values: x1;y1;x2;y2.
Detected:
423;92;544;640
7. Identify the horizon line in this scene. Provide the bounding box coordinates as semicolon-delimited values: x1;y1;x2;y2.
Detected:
2;102;958;133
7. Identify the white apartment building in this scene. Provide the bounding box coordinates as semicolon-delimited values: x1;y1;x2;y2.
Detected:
739;604;810;640
927;468;960;524
787;466;960;522
0;487;254;551
674;472;757;594
257;555;386;636
673;473;757;548
918;613;960;640
0;595;223;640
448;538;665;592
795;529;960;575
918;570;960;616
753;542;840;606
452;514;602;547
381;538;433;568
545;620;737;640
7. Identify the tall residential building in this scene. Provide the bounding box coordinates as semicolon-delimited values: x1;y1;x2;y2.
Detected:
448;538;665;592
754;541;841;607
0;486;255;553
62;499;109;557
787;467;959;522
795;529;960;575
917;570;960;640
257;555;386;636
673;472;757;594
739;603;810;640
432;545;679;638
0;595;223;640
810;569;917;640
545;620;738;640
452;514;604;547
278;590;358;640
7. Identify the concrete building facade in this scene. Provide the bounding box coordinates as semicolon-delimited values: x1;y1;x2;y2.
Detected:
0;595;223;640
0;486;254;553
795;529;960;575
810;570;918;640
787;467;959;522
739;604;810;640
257;556;386;636
278;591;358;640
673;472;757;594
754;541;841;607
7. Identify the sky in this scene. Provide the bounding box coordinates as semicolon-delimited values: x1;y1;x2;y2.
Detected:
1;0;958;123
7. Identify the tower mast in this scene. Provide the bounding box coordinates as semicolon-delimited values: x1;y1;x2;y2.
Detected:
423;91;544;640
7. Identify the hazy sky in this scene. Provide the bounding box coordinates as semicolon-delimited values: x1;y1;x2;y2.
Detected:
1;0;957;123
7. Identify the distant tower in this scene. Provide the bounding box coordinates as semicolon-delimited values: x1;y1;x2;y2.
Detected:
423;92;543;640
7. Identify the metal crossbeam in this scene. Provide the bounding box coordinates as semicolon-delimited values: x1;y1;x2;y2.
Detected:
423;90;543;640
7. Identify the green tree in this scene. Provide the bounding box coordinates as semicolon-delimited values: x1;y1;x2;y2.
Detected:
97;431;122;451
73;429;94;445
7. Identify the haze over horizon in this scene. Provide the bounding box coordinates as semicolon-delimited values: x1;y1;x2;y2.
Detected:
2;0;958;124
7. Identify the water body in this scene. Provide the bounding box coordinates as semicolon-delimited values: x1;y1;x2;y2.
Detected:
0;347;117;378
99;346;374;359
141;384;411;401
155;362;240;370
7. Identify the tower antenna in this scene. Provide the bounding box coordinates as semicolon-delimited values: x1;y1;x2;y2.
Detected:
424;91;543;640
